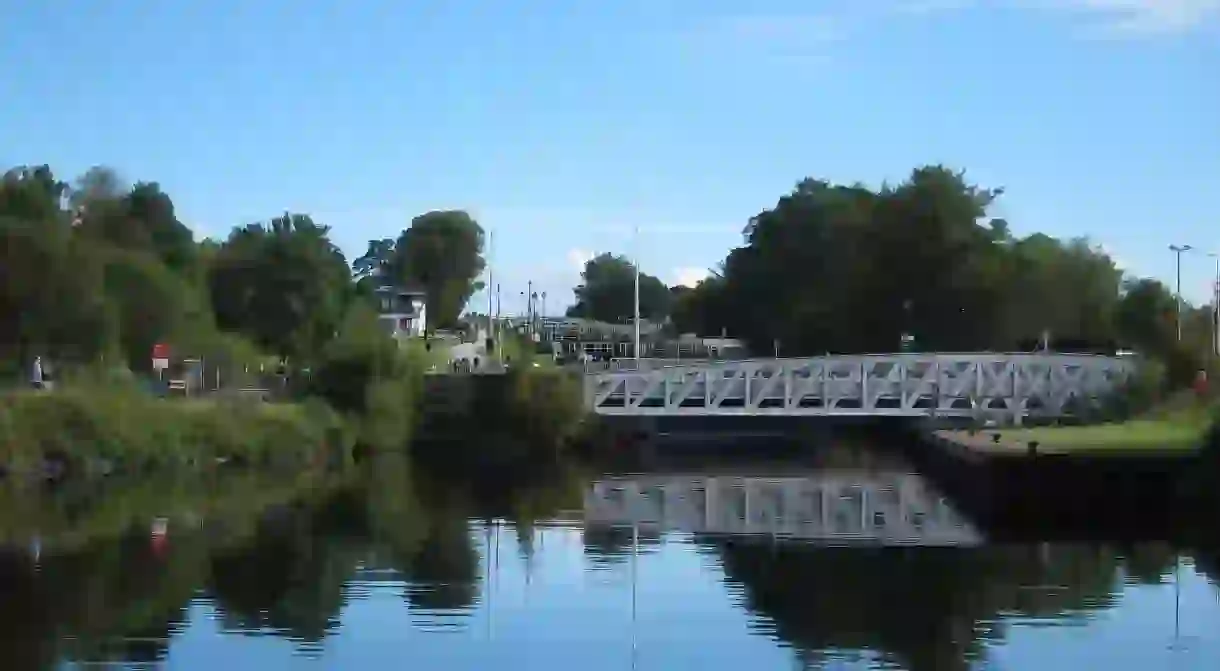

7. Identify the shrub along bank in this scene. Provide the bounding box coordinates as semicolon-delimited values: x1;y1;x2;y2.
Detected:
0;386;353;479
304;305;425;453
0;306;434;480
413;366;590;470
0;308;589;481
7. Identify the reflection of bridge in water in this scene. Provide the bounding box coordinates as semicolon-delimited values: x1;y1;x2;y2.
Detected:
584;472;983;546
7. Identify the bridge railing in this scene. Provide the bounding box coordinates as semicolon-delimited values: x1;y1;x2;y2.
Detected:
595;351;1136;374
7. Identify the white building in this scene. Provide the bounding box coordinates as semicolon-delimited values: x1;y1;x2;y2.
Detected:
374;285;427;340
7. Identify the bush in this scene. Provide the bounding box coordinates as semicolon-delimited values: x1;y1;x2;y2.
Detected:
501;368;586;447
0;387;351;478
1103;357;1167;420
498;332;550;368
306;304;423;451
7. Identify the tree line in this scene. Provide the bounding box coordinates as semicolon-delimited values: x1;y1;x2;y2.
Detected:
0;163;487;377
6;161;1210;388
570;165;1212;383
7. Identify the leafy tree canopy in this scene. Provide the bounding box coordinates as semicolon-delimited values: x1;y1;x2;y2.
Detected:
567;253;671;323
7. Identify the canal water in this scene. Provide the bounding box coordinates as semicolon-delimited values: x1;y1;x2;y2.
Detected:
2;443;1220;670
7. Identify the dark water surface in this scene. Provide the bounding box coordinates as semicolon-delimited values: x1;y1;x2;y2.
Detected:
3;443;1220;670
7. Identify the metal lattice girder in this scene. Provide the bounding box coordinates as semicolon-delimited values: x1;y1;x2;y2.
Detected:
584;353;1135;420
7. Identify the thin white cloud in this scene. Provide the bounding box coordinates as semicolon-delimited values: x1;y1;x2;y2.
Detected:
567;248;595;273
947;0;1220;33
673;267;711;288
1013;0;1220;34
700;0;1219;48
1093;242;1131;271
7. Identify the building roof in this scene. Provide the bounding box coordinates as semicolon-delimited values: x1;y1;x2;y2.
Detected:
374;284;426;297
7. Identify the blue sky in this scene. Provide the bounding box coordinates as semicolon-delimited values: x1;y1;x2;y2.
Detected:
3;0;1218;313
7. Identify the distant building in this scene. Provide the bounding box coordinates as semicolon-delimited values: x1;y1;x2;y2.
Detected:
660;334;748;359
374;285;427;339
536;317;664;358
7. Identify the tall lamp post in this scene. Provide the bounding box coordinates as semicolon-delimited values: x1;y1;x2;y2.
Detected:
1208;253;1220;358
540;291;548;340
1169;244;1193;342
633;224;641;366
487;231;496;354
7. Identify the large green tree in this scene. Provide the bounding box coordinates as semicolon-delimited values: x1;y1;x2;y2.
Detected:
0;167;111;366
660;164;1198;377
73;176;198;276
355;211;486;330
208;213;351;360
670;270;730;335
567;253;671;323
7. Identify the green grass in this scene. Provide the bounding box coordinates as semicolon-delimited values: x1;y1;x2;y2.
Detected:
944;394;1218;455
402;337;465;371
992;420;1206;453
497;334;554;369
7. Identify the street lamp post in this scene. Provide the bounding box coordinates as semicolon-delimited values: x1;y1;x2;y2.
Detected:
633;225;641;366
1169;244;1193;342
540;291;548;340
487;231;496;354
1208;253;1220;358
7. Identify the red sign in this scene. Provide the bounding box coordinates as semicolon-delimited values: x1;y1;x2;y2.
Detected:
152;343;171;359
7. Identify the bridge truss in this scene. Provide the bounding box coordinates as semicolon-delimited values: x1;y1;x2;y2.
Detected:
583;353;1135;422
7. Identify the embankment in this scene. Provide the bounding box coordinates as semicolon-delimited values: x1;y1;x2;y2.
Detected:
903;424;1211;539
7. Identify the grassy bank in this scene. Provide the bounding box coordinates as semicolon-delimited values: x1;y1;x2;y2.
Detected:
0;386;354;478
0;315;584;481
937;421;1205;456
937;398;1215;456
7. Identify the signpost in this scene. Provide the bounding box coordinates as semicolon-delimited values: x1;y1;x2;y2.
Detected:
152;343;170;379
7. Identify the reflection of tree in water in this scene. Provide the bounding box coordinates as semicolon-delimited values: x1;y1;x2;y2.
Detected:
381;455;592;612
360;456;482;614
1118;542;1180;585
206;502;365;643
1193;549;1220;585
394;480;479;612
402;511;481;612
581;526;663;569
701;538;1130;671
0;531;209;669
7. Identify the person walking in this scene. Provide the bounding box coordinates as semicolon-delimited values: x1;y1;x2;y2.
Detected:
30;355;44;390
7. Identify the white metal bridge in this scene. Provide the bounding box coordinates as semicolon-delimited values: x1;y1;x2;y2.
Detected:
583;353;1135;422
